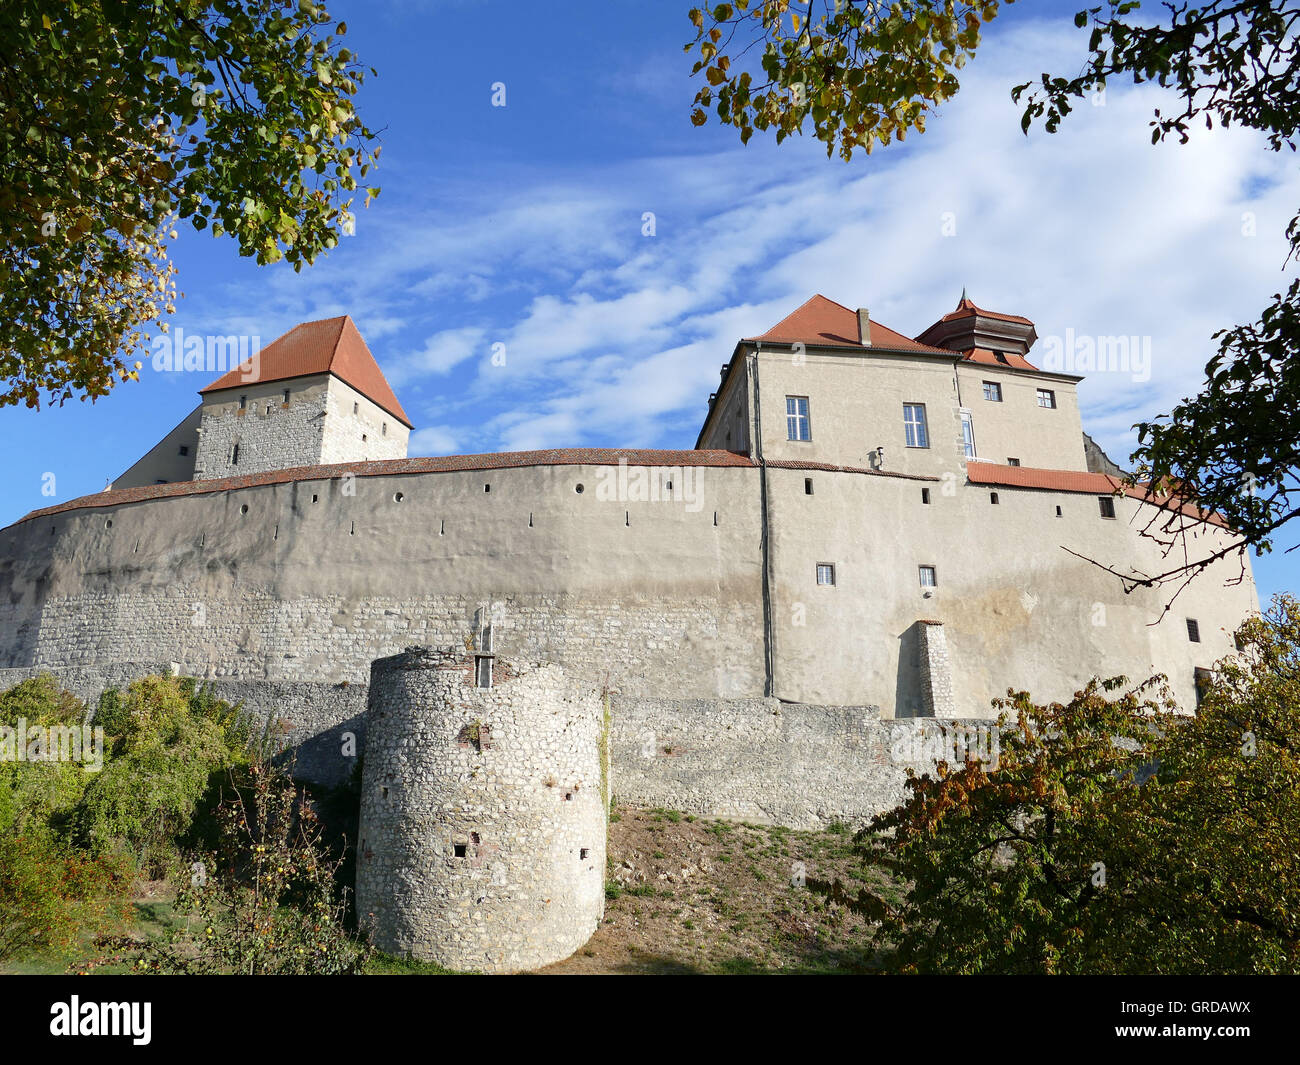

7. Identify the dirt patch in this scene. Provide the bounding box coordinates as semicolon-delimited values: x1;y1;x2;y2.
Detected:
541;804;899;974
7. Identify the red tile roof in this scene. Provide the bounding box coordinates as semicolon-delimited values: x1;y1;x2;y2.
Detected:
960;346;1041;371
938;297;1034;327
747;295;953;355
966;461;1226;527
10;449;755;527
199;316;412;428
766;459;939;481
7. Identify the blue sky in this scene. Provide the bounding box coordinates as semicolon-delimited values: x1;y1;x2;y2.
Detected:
4;0;1296;604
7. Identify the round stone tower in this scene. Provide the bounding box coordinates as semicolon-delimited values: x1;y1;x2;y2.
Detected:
356;646;608;972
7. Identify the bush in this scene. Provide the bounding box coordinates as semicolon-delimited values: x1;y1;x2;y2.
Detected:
0;834;131;962
841;594;1300;975
75;675;250;859
138;759;370;974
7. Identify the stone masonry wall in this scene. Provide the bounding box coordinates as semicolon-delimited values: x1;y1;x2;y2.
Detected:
356;649;608;972
0;662;998;833
194;376;332;479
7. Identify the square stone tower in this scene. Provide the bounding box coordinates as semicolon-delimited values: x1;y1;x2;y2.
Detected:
192;316;411;480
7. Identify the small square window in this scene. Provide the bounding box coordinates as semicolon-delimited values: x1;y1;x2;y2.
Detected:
453;843;468;858
1007;458;1020;466
919;565;937;589
990;492;999;505
982;381;1002;402
1037;388;1057;409
178;445;189;456
816;563;836;586
1098;496;1116;519
1187;618;1201;643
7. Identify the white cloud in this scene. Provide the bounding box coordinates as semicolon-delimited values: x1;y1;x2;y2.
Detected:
408;425;458;455
180;15;1299;478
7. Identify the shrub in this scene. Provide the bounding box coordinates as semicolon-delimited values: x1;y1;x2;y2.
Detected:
0;834;131;962
137;759;370;974
74;675;248;859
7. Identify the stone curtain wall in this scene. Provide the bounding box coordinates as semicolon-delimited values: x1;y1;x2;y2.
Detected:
16;587;749;691
612;696;914;828
0;661;998;829
356;649;608;973
0;464;767;701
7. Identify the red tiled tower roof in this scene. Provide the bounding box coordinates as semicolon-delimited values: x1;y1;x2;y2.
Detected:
199;316;412;428
936;296;1034;327
746;295;953;355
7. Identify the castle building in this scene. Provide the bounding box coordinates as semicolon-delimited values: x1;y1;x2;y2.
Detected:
112;315;412;488
0;293;1258;829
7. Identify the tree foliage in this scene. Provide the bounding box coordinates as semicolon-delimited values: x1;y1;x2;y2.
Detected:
835;595;1300;974
0;0;380;409
687;1;1300;590
686;1;1012;159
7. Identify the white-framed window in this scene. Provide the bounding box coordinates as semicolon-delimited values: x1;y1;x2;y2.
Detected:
1037;388;1057;409
786;396;811;441
961;411;976;459
919;565;937;588
903;403;929;448
982;381;1002;402
816;563;836;586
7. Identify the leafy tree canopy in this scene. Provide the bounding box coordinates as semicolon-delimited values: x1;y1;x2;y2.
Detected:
0;0;380;410
835;595;1300;974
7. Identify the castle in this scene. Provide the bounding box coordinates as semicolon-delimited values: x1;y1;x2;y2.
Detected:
0;293;1257;971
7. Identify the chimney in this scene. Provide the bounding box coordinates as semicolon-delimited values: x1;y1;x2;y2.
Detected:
857;307;871;346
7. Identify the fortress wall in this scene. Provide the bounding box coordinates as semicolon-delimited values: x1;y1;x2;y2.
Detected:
765;467;1258;714
0;658;992;829
0;463;767;698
